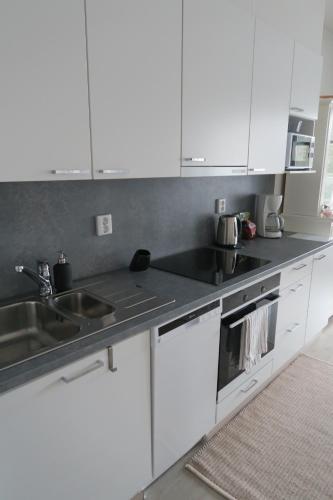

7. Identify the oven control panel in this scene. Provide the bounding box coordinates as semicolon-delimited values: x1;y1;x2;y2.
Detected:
222;274;280;315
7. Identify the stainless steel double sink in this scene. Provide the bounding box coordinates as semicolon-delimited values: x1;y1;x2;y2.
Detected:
0;286;175;371
0;291;116;371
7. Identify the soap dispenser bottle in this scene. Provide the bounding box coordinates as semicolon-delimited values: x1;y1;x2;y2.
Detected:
53;251;72;293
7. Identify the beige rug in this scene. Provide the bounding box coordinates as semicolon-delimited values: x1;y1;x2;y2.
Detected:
186;355;333;500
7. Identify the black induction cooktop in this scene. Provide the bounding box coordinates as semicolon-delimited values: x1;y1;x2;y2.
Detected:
151;247;271;286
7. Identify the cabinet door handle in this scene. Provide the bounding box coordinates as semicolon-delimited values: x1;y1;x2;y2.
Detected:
248;168;266;172
98;169;129;175
290;106;304;113
183;157;206;163
61;360;104;384
290;283;304;293
241;378;258;393
51;169;89;175
292;263;307;271
315;254;326;261
286;323;301;334
108;346;118;372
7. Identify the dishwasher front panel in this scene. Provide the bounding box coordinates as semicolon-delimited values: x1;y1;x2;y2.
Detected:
151;301;221;478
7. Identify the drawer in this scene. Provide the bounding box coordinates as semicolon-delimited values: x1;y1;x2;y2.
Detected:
273;322;305;373
276;274;311;339
280;255;313;289
216;361;273;424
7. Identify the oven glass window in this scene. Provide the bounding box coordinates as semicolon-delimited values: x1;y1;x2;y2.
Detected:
217;297;277;393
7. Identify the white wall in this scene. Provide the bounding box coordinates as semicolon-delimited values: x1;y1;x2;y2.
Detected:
321;27;333;95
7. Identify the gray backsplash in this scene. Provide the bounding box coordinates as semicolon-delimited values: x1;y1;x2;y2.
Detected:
0;175;274;300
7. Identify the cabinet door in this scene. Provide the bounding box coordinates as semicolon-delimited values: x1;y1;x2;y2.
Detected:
248;20;293;175
86;0;181;180
0;1;91;182
0;332;151;500
182;0;254;168
306;248;333;343
290;42;323;120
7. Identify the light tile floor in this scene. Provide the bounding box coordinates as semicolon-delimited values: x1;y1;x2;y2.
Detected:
145;320;333;500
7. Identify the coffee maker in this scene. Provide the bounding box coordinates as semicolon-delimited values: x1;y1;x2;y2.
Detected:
256;194;284;238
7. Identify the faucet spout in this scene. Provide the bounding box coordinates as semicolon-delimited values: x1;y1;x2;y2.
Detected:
15;262;53;297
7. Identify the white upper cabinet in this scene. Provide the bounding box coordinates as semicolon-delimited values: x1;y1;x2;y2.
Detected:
182;0;255;169
86;0;182;180
0;1;91;182
254;0;325;54
248;20;293;175
290;42;323;120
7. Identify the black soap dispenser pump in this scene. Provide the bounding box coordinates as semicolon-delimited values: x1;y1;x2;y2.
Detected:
54;251;72;293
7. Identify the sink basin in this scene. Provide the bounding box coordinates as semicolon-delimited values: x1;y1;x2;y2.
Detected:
53;291;115;320
0;301;80;369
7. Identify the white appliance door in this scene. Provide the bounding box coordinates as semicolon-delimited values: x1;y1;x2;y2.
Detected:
152;306;220;477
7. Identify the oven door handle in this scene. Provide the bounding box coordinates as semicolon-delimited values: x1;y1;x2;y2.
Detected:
228;295;280;330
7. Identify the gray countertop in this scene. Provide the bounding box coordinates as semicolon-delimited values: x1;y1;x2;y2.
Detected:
1;234;332;395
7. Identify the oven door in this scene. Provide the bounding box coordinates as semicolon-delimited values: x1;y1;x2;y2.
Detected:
217;294;278;393
286;133;315;170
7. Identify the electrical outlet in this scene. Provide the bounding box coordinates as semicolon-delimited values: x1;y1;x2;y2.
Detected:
96;214;112;236
215;199;226;214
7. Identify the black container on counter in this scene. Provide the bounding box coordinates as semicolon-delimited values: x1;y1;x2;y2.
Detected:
53;251;73;292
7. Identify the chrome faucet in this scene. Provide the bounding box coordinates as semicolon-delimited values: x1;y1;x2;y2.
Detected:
15;261;53;297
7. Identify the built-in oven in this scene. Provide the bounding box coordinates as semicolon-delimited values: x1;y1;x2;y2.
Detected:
217;274;280;394
285;132;315;171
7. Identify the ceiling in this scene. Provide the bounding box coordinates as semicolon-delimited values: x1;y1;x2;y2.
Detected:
325;0;333;31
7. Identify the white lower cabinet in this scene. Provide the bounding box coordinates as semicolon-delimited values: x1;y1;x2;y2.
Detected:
306;247;333;344
0;332;152;500
216;361;273;424
273;275;311;372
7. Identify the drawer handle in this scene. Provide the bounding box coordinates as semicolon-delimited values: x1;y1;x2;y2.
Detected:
315;254;326;261
241;379;258;393
108;346;118;373
248;168;266;172
286;323;301;334
290;106;304;113
183;157;206;163
51;169;90;175
61;360;104;384
290;284;304;293
98;169;129;175
292;263;307;271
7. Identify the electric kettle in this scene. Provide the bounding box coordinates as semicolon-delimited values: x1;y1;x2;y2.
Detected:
216;214;242;248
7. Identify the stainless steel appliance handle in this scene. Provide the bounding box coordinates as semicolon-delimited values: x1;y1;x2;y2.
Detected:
183;157;206;162
60;360;104;384
98;169;129;175
286;323;301;334
314;254;326;261
241;378;258;393
228;295;280;330
290;106;304;113
292;263;307;270
108;346;118;372
52;169;89;175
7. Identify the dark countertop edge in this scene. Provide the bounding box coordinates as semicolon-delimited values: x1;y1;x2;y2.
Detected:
1;237;332;395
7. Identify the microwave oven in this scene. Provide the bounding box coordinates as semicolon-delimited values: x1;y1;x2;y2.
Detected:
285;132;315;170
